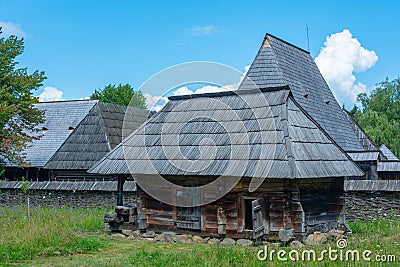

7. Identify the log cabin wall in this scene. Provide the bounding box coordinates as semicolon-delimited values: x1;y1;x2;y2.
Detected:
135;177;344;240
379;172;400;180
297;177;345;234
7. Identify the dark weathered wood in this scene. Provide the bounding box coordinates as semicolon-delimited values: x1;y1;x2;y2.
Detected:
217;206;226;234
124;177;346;240
117;175;126;206
252;198;264;238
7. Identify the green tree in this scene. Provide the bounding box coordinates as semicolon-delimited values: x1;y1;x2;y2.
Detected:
90;83;147;109
350;78;400;157
0;29;46;165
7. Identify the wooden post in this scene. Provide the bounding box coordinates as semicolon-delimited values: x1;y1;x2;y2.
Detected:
117;175;126;206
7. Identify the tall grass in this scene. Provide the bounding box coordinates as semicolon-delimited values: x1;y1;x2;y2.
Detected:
0;206;110;263
348;212;399;236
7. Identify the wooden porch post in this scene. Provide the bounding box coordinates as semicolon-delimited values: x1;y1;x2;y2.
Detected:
117;174;126;206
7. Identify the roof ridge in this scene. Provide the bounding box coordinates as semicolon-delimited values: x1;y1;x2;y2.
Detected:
343;109;378;150
287;93;363;173
265;33;310;54
98;101;138;110
88;108;152;174
346;150;380;153
280;92;296;178
169;86;291;101
237;37;286;90
44;102;110;169
37;99;98;104
96;103;112;152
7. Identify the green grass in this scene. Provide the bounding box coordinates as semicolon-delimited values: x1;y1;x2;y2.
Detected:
0;206;110;263
0;207;399;266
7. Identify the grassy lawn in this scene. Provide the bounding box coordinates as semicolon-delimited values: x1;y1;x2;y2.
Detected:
0;207;399;266
0;207;110;264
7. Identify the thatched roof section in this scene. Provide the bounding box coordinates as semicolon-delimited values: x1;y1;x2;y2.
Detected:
89;87;363;178
44;102;149;170
5;100;98;167
239;34;365;152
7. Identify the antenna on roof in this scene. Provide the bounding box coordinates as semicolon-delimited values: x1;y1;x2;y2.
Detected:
306;24;310;52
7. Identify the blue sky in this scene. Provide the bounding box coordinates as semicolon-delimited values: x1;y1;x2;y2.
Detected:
1;0;399;109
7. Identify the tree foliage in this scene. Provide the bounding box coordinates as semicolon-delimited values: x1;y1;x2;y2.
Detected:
350;78;400;157
90;83;147;109
0;29;46;165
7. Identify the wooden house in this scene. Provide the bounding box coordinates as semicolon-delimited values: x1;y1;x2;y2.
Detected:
90;83;363;239
377;145;400;179
342;110;400;180
88;34;365;240
4;100;148;181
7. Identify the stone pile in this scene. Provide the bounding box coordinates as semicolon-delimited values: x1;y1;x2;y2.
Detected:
109;228;347;247
109;230;256;246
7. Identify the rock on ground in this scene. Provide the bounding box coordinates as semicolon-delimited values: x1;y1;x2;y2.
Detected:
174;234;192;244
290;240;305;249
192;235;205;243
207;238;220;245
220;238;236;245
304;231;330;246
131;230;141;237
279;228;295;242
109;232;127;239
122;230;133;236
142;231;156;238
236;239;253;246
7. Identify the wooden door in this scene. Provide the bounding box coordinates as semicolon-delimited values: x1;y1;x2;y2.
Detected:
176;188;201;230
252;198;264;238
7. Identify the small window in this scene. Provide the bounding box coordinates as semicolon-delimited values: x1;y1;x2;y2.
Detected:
68;126;75;133
304;94;309;99
325;100;330;105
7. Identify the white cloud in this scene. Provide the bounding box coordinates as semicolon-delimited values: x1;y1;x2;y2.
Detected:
144;65;250;111
39;87;64;102
0;21;28;37
144;93;168;112
190;25;219;35
173;65;251;96
173;86;194;96
315;29;378;104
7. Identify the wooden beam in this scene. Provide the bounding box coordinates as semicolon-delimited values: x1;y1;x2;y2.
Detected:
117;175;126;206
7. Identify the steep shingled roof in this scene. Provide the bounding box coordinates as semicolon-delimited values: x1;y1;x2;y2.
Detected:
6;100;98;167
89;87;363;178
344;111;378;151
379;144;399;161
44;102;149;170
239;34;365;152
